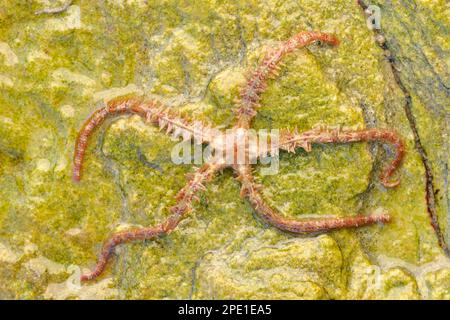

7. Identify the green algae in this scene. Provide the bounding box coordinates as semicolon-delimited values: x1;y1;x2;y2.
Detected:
0;0;448;299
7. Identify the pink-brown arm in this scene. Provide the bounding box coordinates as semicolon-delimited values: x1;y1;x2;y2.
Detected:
73;97;214;182
81;162;222;281
236;31;339;128
236;165;390;233
276;127;405;188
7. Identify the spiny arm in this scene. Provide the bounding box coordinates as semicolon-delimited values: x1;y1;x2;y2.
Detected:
236;165;390;233
235;31;339;128
73;97;215;182
80;163;222;281
276;127;405;188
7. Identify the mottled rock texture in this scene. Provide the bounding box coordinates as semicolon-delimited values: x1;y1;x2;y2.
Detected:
0;0;448;299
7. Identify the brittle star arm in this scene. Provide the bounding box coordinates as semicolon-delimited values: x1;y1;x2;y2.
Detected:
235;31;339;128
236;165;390;233
80;162;222;281
73;97;215;181
275;127;405;188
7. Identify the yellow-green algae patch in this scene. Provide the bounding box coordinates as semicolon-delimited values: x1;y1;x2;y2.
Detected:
0;1;448;299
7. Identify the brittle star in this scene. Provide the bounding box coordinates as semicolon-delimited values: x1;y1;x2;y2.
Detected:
73;31;405;281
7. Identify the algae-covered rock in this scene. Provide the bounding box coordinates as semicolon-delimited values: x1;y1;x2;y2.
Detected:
425;269;450;300
0;0;448;299
193;232;344;299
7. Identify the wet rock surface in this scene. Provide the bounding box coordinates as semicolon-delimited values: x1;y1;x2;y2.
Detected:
0;1;448;299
